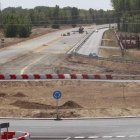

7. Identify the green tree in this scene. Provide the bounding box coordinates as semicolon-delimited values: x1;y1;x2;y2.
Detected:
71;7;79;27
18;17;32;37
52;5;60;29
120;12;130;32
4;14;19;37
110;0;140;32
2;5;115;31
3;13;32;38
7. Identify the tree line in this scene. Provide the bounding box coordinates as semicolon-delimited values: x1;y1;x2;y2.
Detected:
111;0;140;33
0;6;114;37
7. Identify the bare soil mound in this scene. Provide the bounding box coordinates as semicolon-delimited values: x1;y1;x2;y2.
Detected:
59;101;82;109
11;101;54;109
0;93;8;97
13;92;27;97
33;111;80;118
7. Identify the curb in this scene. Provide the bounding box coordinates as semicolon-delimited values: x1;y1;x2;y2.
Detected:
1;116;140;120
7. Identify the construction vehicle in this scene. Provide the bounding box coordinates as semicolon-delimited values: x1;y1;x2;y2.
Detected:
79;26;84;34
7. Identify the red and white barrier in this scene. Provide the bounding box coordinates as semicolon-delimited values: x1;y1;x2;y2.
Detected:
0;131;30;140
0;74;113;80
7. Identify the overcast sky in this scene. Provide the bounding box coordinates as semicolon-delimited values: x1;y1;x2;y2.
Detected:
1;0;112;10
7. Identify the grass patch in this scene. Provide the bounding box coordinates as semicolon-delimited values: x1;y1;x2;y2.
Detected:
102;29;119;47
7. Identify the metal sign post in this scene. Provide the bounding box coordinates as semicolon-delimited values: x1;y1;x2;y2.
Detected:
7;127;8;140
0;123;9;140
56;99;58;118
53;91;62;119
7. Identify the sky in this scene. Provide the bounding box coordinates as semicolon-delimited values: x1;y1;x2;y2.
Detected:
0;0;112;10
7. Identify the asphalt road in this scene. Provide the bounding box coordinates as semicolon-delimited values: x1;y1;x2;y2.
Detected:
0;118;140;140
77;28;109;56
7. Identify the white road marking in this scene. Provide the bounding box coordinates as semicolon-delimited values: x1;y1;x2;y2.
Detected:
74;136;85;139
20;56;44;74
88;136;99;139
65;137;71;140
129;135;139;137
102;136;113;138
116;136;126;138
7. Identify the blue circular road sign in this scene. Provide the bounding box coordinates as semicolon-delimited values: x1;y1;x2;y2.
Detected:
53;91;62;99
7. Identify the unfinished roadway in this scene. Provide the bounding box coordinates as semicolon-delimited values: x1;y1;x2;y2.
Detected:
0;26;93;74
0;24;111;75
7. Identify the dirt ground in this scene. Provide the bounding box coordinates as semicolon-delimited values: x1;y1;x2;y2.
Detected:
0;81;140;118
0;25;72;48
100;48;140;61
57;55;140;76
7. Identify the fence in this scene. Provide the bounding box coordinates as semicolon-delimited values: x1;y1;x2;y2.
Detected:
115;31;140;50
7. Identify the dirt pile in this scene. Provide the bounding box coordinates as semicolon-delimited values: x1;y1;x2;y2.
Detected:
11;100;82;110
0;93;8;98
11;101;54;110
59;101;82;109
13;92;27;97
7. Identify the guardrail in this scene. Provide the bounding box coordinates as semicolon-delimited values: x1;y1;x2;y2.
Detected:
112;75;140;78
73;26;109;53
1;74;140;80
69;26;109;54
0;74;113;80
67;30;94;54
74;30;95;52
